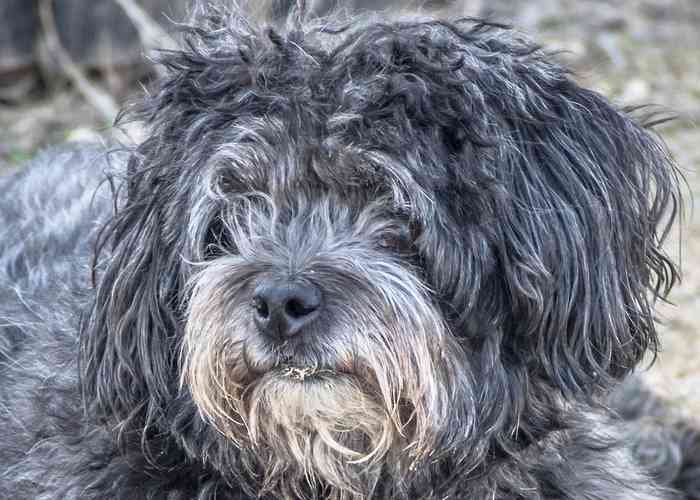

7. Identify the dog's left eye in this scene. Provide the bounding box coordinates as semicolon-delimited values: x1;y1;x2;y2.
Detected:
377;236;400;250
377;224;413;252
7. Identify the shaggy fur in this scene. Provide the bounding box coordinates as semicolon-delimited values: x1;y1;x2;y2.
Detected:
1;2;699;499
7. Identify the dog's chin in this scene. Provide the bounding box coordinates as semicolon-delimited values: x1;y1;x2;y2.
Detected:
245;362;394;445
228;368;404;499
249;368;380;421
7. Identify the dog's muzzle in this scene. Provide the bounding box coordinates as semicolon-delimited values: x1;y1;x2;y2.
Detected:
177;198;476;498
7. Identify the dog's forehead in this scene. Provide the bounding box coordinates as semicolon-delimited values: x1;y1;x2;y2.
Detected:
210;106;440;216
195;18;554;219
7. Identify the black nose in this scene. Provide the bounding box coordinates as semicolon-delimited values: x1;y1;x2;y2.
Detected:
252;280;322;339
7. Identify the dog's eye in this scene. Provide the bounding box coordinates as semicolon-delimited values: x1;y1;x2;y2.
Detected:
203;218;237;259
377;224;413;252
377;235;400;250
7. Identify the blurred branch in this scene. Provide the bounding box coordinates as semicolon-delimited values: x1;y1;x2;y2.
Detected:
38;0;119;123
113;0;178;60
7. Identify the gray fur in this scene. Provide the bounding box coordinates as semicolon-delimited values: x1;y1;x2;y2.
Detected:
0;3;698;499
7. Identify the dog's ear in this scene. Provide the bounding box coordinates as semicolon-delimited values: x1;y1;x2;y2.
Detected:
80;150;186;435
484;96;680;395
422;30;682;396
79;7;261;437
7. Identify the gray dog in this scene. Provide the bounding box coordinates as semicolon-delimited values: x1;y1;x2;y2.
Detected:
0;2;698;499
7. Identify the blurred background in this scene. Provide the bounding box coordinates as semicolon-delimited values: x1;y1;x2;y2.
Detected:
0;0;698;417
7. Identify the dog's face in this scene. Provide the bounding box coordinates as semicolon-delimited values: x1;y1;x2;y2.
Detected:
82;5;679;499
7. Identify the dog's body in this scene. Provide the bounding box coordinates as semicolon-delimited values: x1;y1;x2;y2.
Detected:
0;3;698;499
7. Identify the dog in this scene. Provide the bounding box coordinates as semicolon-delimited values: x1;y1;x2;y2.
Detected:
0;2;698;499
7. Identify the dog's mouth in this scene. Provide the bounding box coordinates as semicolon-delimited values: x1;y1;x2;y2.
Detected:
276;364;338;382
242;335;350;381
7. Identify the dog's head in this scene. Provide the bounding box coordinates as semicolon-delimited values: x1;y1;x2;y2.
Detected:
81;4;680;498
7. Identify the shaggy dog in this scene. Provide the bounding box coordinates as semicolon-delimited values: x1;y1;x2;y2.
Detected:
0;2;698;499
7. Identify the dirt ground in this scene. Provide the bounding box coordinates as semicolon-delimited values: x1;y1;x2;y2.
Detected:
0;0;698;417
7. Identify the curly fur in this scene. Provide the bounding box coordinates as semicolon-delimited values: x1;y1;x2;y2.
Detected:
0;2;698;499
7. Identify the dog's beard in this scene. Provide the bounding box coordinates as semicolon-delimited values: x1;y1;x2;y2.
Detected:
180;238;473;499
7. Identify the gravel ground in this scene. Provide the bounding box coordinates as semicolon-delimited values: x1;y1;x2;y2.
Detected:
0;0;698;417
648;127;700;419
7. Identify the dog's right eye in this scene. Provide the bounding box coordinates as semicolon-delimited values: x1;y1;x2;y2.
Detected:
203;218;237;259
377;235;401;251
376;222;413;253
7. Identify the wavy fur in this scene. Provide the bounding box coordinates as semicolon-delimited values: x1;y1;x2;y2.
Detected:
0;2;696;499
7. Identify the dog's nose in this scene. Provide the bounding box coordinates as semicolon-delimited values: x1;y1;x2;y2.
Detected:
252;280;322;339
